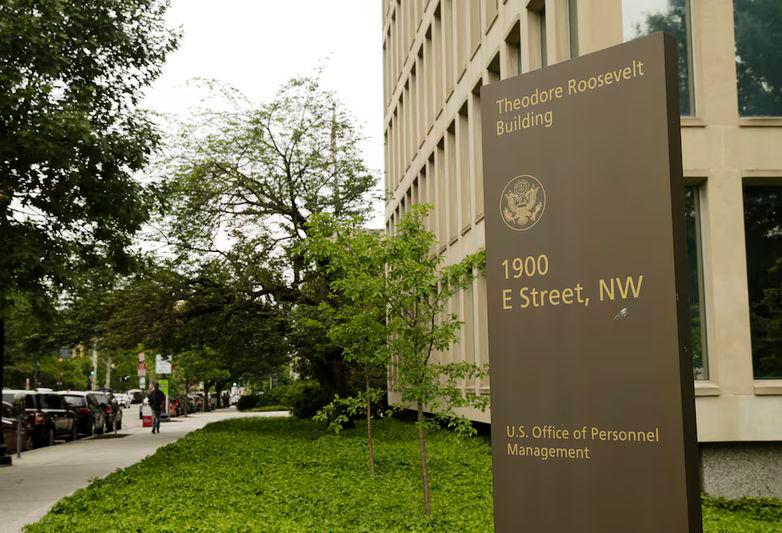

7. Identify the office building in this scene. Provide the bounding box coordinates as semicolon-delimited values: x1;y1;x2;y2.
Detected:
382;0;782;497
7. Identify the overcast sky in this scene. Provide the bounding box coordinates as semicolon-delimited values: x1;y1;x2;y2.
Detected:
142;0;385;222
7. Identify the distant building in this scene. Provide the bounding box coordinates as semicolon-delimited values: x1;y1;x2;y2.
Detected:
382;0;782;498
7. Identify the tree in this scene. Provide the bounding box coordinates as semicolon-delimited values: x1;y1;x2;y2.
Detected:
176;348;230;415
0;0;179;308
734;0;782;116
0;0;178;460
632;0;692;114
156;73;377;400
307;207;487;514
743;187;782;378
57;260;288;389
306;216;389;477
384;206;487;516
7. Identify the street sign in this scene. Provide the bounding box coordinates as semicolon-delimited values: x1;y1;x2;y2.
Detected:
480;34;701;532
139;376;146;389
155;354;172;374
159;379;169;397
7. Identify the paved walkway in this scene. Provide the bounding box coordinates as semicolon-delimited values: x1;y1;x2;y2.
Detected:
0;408;287;532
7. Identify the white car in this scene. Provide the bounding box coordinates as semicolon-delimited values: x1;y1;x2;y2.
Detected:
116;393;131;408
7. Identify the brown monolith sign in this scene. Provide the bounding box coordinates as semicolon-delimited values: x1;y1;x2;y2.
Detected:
480;33;702;532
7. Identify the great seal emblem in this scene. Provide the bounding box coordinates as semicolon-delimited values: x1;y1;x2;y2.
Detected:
500;174;546;231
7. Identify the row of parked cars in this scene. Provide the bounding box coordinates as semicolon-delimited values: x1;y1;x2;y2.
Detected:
1;389;128;453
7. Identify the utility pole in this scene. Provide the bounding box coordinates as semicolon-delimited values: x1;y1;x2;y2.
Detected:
331;104;342;217
104;356;112;389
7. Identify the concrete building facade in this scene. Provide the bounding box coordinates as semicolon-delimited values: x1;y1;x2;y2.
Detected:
382;0;782;497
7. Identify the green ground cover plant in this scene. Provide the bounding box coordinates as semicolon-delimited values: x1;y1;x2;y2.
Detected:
27;418;781;532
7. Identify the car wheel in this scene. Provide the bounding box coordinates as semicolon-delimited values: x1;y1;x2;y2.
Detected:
71;425;78;441
47;427;55;446
24;434;33;451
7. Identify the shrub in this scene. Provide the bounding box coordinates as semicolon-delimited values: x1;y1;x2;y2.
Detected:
254;380;324;418
284;380;324;418
236;394;260;411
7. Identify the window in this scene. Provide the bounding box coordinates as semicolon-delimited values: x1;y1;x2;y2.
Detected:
435;140;446;246
471;82;484;220
62;395;86;408
622;0;694;116
433;10;444;115
733;0;782;116
527;1;546;70
743;185;782;379
446;122;457;242
505;22;522;77
443;0;455;98
457;103;471;229
684;186;708;380
42;394;63;409
487;51;501;85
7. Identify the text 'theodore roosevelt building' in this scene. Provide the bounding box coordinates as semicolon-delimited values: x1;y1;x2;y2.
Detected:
382;0;782;497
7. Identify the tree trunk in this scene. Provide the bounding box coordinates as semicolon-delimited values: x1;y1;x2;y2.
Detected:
202;383;208;413
215;382;222;409
365;372;375;477
416;400;431;515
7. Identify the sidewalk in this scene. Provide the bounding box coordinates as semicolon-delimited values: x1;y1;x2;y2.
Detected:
0;408;287;533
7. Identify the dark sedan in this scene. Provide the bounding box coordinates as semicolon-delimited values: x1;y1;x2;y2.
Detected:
60;392;105;436
92;392;122;432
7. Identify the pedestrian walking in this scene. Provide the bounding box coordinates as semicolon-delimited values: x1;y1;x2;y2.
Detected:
148;382;165;434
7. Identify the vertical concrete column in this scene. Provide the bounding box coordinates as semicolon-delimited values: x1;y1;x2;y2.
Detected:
696;0;754;398
573;0;622;56
546;0;570;64
695;0;739;125
700;169;754;397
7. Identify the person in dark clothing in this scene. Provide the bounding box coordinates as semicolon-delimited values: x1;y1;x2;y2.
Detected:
148;382;165;434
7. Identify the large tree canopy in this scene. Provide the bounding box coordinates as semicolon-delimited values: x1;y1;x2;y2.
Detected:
157;74;377;292
155;74;379;399
0;0;179;309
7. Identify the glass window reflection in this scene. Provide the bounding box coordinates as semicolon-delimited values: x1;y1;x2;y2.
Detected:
622;0;694;116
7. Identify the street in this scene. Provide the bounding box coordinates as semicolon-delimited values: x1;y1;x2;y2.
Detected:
0;406;288;533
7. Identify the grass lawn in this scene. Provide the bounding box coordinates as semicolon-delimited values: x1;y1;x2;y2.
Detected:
27;418;782;532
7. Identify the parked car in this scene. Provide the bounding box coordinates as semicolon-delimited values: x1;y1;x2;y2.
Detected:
59;391;105;437
115;393;131;408
1;401;33;453
188;392;204;412
93;392;122;431
127;389;145;404
2;390;77;447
